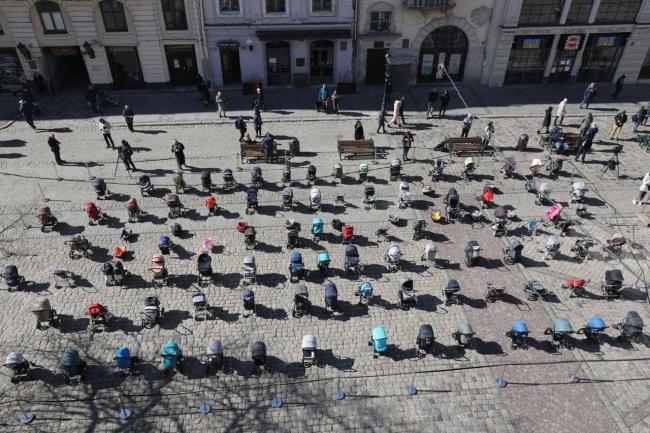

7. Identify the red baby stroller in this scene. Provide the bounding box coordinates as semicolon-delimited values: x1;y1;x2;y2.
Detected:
342;225;354;244
37;205;57;232
85;202;105;225
87;303;111;332
127;198;140;222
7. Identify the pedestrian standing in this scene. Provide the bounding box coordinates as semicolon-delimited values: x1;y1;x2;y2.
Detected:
632;105;647;133
387;99;402;127
98;118;114;148
331;90;340;114
427;89;438;119
461;114;473;138
19;99;36;129
171;139;188;170
256;83;265;110
122;105;134;132
318;84;330;112
554;98;568;126
439;90;450;117
235;115;247;141
575;122;598;163
216;91;226;117
610;111;627;140
253;108;262;138
399;97;406;125
261;132;275;163
633;172;650;205
354;120;365;140
402;131;414;161
579;83;596;109
578;112;593;138
483;121;495;148
118;140;137;171
47;134;64;165
611;75;625;99
537;106;553;134
377;111;386;134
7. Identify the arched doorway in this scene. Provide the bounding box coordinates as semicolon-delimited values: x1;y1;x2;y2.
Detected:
266;41;291;85
310;40;334;84
418;26;468;82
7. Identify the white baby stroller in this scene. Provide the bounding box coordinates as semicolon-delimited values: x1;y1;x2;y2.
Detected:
192;291;212;322
398;182;412;209
570;181;587;203
4;352;31;383
529;158;544;177
535;183;551;206
302;335;318;367
462;157;475;181
543;235;561;260
385;244;402;272
205;339;224;374
310;187;321;211
242;255;257;286
421;241;440;269
282;187;294;211
389;159;401;181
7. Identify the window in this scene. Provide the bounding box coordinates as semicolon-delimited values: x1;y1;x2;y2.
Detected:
266;0;286;13
36;1;67;34
100;1;128;32
402;39;410;49
565;0;593;24
639;47;650;79
595;0;640;23
312;0;332;12
0;22;3;35
219;0;239;12
518;0;564;26
370;11;391;33
161;0;187;30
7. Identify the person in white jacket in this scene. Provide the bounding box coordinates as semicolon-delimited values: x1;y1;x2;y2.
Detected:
387;99;402;127
554;98;568;126
98;118;114;148
633;172;650;205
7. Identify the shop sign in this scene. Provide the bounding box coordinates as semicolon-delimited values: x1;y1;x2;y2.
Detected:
563;35;581;50
219;41;240;47
596;36;616;47
165;44;193;51
522;38;541;49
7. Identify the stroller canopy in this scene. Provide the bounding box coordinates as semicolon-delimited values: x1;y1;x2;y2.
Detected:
318;251;331;265
3;264;18;279
87;303;106;316
391;158;401;167
434;159;444;169
247;188;258;200
399;182;410;193
586;316;606;331
512;320;529;334
294;285;309;298
159;235;172;248
359;163;369;173
37;205;52;217
223;169;234;180
424;242;437;259
282;187;293;198
152;254;165;266
446;279;460;291
115;347;132;369
207;339;224;356
494;207;508;219
144;296;160;307
308;165;316;175
530;158;543;169
371;326;388;351
605;269;623;284
387;245;401;262
290;252;303;264
6;351;25;365
546;235;561;248
509;240;523;251
573;181;586;192
61;348;82;368
192;291;207;305
358;281;373;296
251;166;262;177
243;255;256;270
624;311;644;328
345;244;359;257
166;194;180;206
251;341;266;358
464;157;474;168
312;217;323;231
197;253;212;272
310;187;321;200
325;283;338;298
400;277;414;291
302;334;317;350
139;175;151;187
553;318;573;334
242;289;254;302
539;183;551;194
32;298;52;313
446;188;459;207
458;321;475;336
418;324;434;340
92;178;106;192
162;341;180;356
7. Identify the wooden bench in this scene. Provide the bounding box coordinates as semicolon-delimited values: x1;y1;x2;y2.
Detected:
240;141;264;163
337;139;375;160
546;132;581;154
447;137;493;155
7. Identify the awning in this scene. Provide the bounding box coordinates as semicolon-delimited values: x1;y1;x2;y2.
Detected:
257;29;351;41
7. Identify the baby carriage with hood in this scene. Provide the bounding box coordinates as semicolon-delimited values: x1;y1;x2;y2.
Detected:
485;283;506;303
370;326;388;358
289;252;305;282
4;352;31;383
101;261;127;287
462;157;475;181
602;269;624;300
506;321;530;350
543;235;561;260
324;282;339;313
158;235;173;255
285;220;300;249
333;163;343;181
577;316;607;344
445;188;460;222
562;278;587;298
201;170;212;192
242;255;257;285
480;184;495;208
613;311;644;343
606;234;626;254
281;187;294;211
355;281;373;305
31;298;59;330
442;279;461;306
87;303;111;332
65;234;93;259
282;165;291;184
344;244;361;277
430;159;445;182
492;206;509;237
161;341;184;374
342;224;354;244
416;324;435;358
465;241;481;267
173;173;187;194
529;158;544;176
362;183;375;209
310;187;322;211
37;205;57;232
399;277;417;310
524;280;550;301
358;163;369;182
192;290;212;321
204;195;218;216
535;183;551;206
398;182;412;208
544;318;574;350
2;265;24;291
292;285;311;318
246;188;258;214
503;240;523;265
114;347;137;375
196;253;213;287
251;341;267;370
421;241;440;269
571;238;594;262
92;177;110;200
251;166;263;189
138;175;153;196
85;202;105;225
307;164;317;185
141;295;163;328
151;255;168;287
52;268;74;289
60;348;87;385
244;226;256;250
311;217;325;242
222;168;236;191
413;219;427;241
547;157;563;177
127;198;141;222
390;159;401;181
317;250;331;276
205;339;224;374
385;244;402;272
452;322;476;348
500;157;516;178
166;194;185;219
302;335;318;367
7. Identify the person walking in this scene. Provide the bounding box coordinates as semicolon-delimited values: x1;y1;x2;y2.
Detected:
610;110;627;140
632;105;647;133
377;110;386;134
354;120;365;140
261;132;275;163
47;134;64;165
579;83;596;109
402;131;414;161
118;140;137;171
256;83;265;110
216;91;226;118
98;118;114;148
122;105;135;132
554;98;568;126
427;89;438;119
483;121;495;149
537;106;553;134
387;98;402;127
235;115;247;141
439;90;450;118
611;75;625;99
575;122;598;163
461;113;473;137
399;97;406;125
19;99;36;129
171;139;188;170
331;90;340;114
253;108;263;138
578;112;593;137
633;172;650;205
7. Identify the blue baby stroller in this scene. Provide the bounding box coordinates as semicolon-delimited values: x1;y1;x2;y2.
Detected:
197;253;212;287
246;188;258;214
506;321;529;350
251;166;263;188
60;348;87;385
355;281;373;305
577;316;607;344
344;244;361;278
317;250;330;276
370;326;388;358
324;282;339;313
289;252;304;283
158;235;172;255
161;341;184;375
311;217;325;242
544;318;574;350
243;289;256;317
114;346;137;375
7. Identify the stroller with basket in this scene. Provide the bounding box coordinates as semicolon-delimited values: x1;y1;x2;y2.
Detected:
571;181;587;203
398;277;416;310
465;241;481;267
85;201;106;225
362;183;376;209
342;224;354;244
37;205;57;232
151;255;168;287
87;303;111;332
101;261;127;287
251;166;263;188
166;194;185;219
127;198;141;222
141;295;163;328
442;279;461;306
285;220;300;249
4;352;31;383
317;250;331;276
390;159;401;181
310;187;322;211
445;188;460;222
196;253;213;287
192;290;212;321
462;157;475;181
485;283;506;303
65;234;93;259
31;298;59;330
544;318;574;350
242;255;257;285
602;269;624;300
355;281;373;305
222;168;236;191
302;335;318;367
492;206;509;237
543;235;561;260
547;156;563;177
385;244;402;272
535;183;551;206
344;244;361;278
613;311;644;343
2;265;24;291
244;226;256;250
138;175;153;196
60;348;87;385
205;339;224;374
246;188;258;214
413;219;426;241
92;177;110;200
281;187;294;211
292;285;311;318
398;182;412;209
500;157;516;179
503;240;523;265
289;252;305;283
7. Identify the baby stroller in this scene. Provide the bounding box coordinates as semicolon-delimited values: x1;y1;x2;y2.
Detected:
115;347;137;375
547;157;563;177
37;205;57;232
480;184;495;208
92;177;110;200
485;283;506;303
302;335;318;367
561;278;587;298
529;158;544;177
158;235;173;255
4;352;31;383
500;157;516;179
333;163;343;181
613;311;644;343
445;188;460;222
344;244;361;277
416;324;435;357
602;269;624;300
286;220;300;249
311;217;325;242
138;175;153;196
281;187;294;211
389;159;401;181
535;183;551;206
355;281;373;305
192;290;212;321
399;277;416;310
87;303;111;332
201;170;212;192
101;261;127;287
310;187;322;211
385;244;402;273
462;157;475;181
524;280;550;301
362;183;376;209
506;321;529;349
523;218;540;237
245;188;258;215
197;253;212;287
31;298;59;330
442;279;461;306
452;322;476;348
577;317;607;344
421;241;439;269
282;165;291;184
413;219;426;241
503;240;523;265
292;285;311;318
204;195;218;216
571;182;587;203
543;235;561;260
289;252;305;283
606;234;626;254
544;318;574;350
161;341;184;375
324;282;339;314
317;250;331;276
370;326;388;358
545;202;563;226
205;339;224;374
2;265;24;291
173;173;187;194
342;224;354;244
492;207;509;237
571;238;594;262
65;234;93;259
251;166;263;188
244;226;256;250
242;255;257;285
127;198;140;222
465;241;481;267
430;159;445;182
307;164;317;184
251;341;267;370
166;194;184;219
85;201;105;225
398;182;412;209
60;348;87;385
151;255;168;287
222;168;236;191
141;296;163;328
359;163;369;182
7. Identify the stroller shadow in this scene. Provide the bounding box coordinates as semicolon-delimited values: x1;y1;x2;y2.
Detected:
458;295;487;309
259;272;287;288
158;309;192;330
212;306;240;322
58;314;89;334
417;293;442;312
57;222;85;235
336;300;369;320
317;349;356;372
169;273;197;290
111;316;142;334
86;364;120;391
219;209;241;219
519;256;550;268
256;242;283;254
219;272;242;289
255;304;288;320
179;356;204;380
23;281;51;293
363;264;385;280
371;295;399;311
126;274;149;289
474;338;506;356
528;336;557;354
91;246;112;263
28;366;61;386
385;345;417;361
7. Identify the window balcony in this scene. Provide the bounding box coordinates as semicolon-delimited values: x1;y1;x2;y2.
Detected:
403;0;453;10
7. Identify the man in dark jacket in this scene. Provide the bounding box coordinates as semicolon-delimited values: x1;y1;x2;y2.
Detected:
253;108;262;137
261;133;275;163
122;105;134;132
439;90;450;117
611;75;625;99
377;111;386;134
399;97;406;125
537;106;553;134
118;140;136;171
19;100;36;129
48;134;64;164
578;112;593;137
610;111;627;140
575;123;598;163
354;120;364;140
632;105;647;133
235;115;247;141
427;89;438;119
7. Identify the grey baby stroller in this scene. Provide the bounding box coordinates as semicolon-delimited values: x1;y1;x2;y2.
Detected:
92;177;110;200
197;253;213;287
547;157;562;177
613;311;644;343
324;282;339;314
344;244;361;278
243;289;256;317
285;220;300;249
251;166;263;189
570;181;587;203
362;183;375;209
292;285;311;318
282;165;291;184
503;240;523;265
222;168;236;191
166;193;185;219
442;279;461;306
31;298;59;330
544;317;574;350
244;226;256;250
385;244;402;272
2;265;24;292
398;182;412;209
452;322;476;348
4;352;31;384
430;159;445;182
205;339;224;374
571;238;594;262
138;175;153;196
192;291;212;321
246;188;258;214
421;241;440;269
445;188;460;222
282;187;294;211
535;183;551;206
302;335;318;367
465;241;481;267
60;348;87;385
543;235;561;260
242;255;257;285
606;234;626;254
141;295;163;328
492;206;509;237
251;341;267;371
524;280;550;301
310;187;322;211
398;277;416;310
53;268;75;288
65;234;93;259
602;269;624;300
485;283;506;303
389;159;401;181
412;219;426;241
415;324;435;358
201;170;212;192
101;261;127;287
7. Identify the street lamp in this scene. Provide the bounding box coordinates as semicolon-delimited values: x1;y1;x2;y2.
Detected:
381;52;391;115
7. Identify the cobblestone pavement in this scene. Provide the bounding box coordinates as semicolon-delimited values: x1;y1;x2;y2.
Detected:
0;87;649;433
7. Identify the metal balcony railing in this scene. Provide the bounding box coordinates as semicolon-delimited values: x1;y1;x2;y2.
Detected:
404;0;453;10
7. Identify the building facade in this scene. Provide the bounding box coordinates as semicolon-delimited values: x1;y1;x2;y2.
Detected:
202;0;354;88
0;0;208;92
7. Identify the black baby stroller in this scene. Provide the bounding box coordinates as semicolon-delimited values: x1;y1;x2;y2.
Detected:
60;348;87;385
307;164;317;184
602;269;624;300
201;170;212;192
485;283;506;303
251;166;263;188
389;159;401;181
324;282;339;314
445;188;460;222
141;295;163;328
415;324;435;357
251;341;267;370
571;238;594;262
613;311;644;343
31;298;59;330
503;240;523;265
205;339;224;374
65;234;93;259
544;317;574;350
2;265;24;291
442;279;461;306
166;194;184;219
245;226;256;250
282;187;294;211
246;188;258;214
100;261;127;287
222;168;236;191
4;352;31;384
197;253;213;287
492;207;509;237
524;280;550;301
192;290;212;321
465;241;481;267
412;219;426;241
398;277;416;310
139;175;153;196
452;322;476;348
292;285;311;318
362;183;375;209
92;177;110;200
243;289;256;317
344;244;361;278
430;159;445;182
242;255;257;285
286;223;300;250
302;335;318;367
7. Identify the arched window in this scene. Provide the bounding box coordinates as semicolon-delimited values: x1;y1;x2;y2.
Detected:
36;1;66;34
100;1;128;32
161;0;188;30
418;26;468;82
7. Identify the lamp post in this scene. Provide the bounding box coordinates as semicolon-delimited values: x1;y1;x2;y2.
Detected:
380;52;391;114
